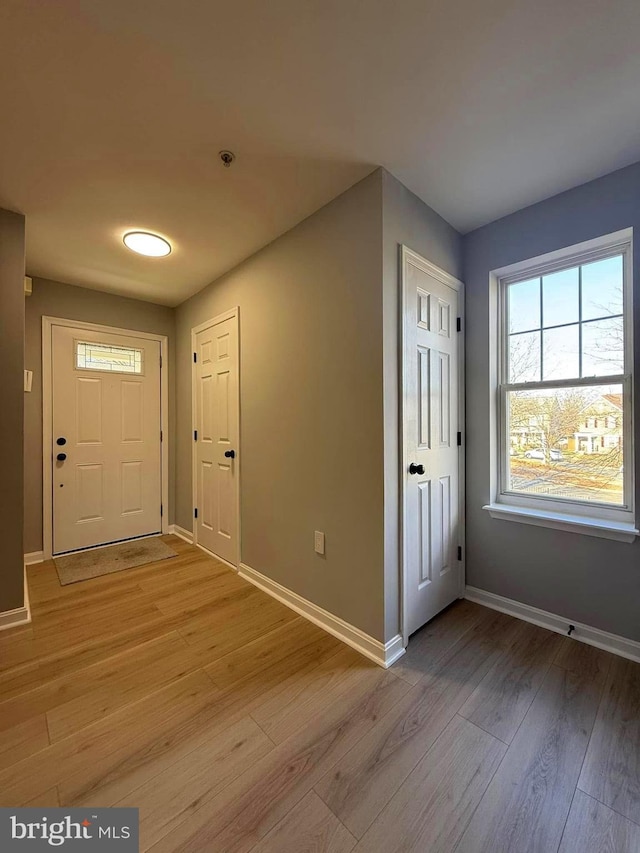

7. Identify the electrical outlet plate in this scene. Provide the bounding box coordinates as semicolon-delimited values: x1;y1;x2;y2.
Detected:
314;530;325;555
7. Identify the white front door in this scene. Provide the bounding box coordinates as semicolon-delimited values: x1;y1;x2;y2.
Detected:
52;325;162;554
193;311;240;565
402;248;463;637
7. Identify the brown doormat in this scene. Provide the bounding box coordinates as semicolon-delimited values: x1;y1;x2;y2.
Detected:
54;537;178;585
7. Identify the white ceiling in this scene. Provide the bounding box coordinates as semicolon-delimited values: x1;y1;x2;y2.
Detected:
1;0;640;306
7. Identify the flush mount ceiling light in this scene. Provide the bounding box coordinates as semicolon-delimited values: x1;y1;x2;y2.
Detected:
123;231;172;257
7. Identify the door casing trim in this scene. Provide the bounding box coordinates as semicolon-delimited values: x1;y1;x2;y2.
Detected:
399;246;466;647
191;307;241;568
42;316;170;560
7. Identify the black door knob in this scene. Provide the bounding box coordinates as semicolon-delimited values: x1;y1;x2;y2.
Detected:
224;450;236;459
56;437;67;446
57;453;67;462
409;463;425;475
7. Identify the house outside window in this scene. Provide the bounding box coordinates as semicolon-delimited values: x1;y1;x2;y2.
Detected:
487;229;636;538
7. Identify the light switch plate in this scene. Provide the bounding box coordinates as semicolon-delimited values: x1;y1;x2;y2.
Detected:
24;370;33;392
314;530;325;555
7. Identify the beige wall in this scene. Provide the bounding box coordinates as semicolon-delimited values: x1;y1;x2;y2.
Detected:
381;172;463;640
0;208;26;612
176;171;386;639
18;168;461;643
24;278;176;554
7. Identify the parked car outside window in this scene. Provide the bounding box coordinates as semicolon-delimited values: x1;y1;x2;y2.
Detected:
524;448;562;461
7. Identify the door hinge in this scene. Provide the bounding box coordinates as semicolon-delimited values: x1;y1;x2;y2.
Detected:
160;430;163;442
194;507;198;519
193;352;197;363
160;504;163;518
456;317;461;332
457;431;462;446
457;545;462;561
194;429;198;441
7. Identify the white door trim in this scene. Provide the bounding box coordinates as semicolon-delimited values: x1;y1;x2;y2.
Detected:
191;307;241;567
400;246;466;646
42;316;170;560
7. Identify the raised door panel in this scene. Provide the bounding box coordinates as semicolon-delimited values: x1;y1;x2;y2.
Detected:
201;461;214;533
215;371;230;443
217;462;233;539
417;287;431;330
121;381;144;443
439;475;452;576
417;347;431;450
76;378;103;445
216;332;230;361
76;464;104;522
436;352;451;447
437;297;451;338
418;481;432;588
201;374;214;443
121;461;143;515
200;340;214;366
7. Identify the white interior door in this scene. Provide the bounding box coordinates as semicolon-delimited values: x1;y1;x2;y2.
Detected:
52;326;162;554
193;311;240;565
402;248;463;638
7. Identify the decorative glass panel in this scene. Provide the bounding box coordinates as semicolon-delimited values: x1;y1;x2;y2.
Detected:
76;342;143;374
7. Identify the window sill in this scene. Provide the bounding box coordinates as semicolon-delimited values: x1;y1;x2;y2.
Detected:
482;503;639;543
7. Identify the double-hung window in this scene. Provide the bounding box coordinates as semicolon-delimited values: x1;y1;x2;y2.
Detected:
488;229;636;539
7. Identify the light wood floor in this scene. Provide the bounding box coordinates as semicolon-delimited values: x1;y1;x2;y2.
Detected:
1;535;639;852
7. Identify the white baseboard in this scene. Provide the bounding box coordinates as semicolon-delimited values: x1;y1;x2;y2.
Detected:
465;585;640;664
24;551;45;566
0;567;31;632
167;524;194;544
167;526;238;572
239;562;405;668
381;634;406;668
195;542;238;572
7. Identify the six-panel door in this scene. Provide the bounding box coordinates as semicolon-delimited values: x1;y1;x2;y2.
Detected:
194;315;239;565
404;258;460;637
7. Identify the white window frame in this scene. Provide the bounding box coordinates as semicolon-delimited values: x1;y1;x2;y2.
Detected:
484;229;638;542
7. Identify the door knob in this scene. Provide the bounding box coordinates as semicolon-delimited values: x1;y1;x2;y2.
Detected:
57;453;67;462
409;463;424;475
56;437;67;446
224;450;236;459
